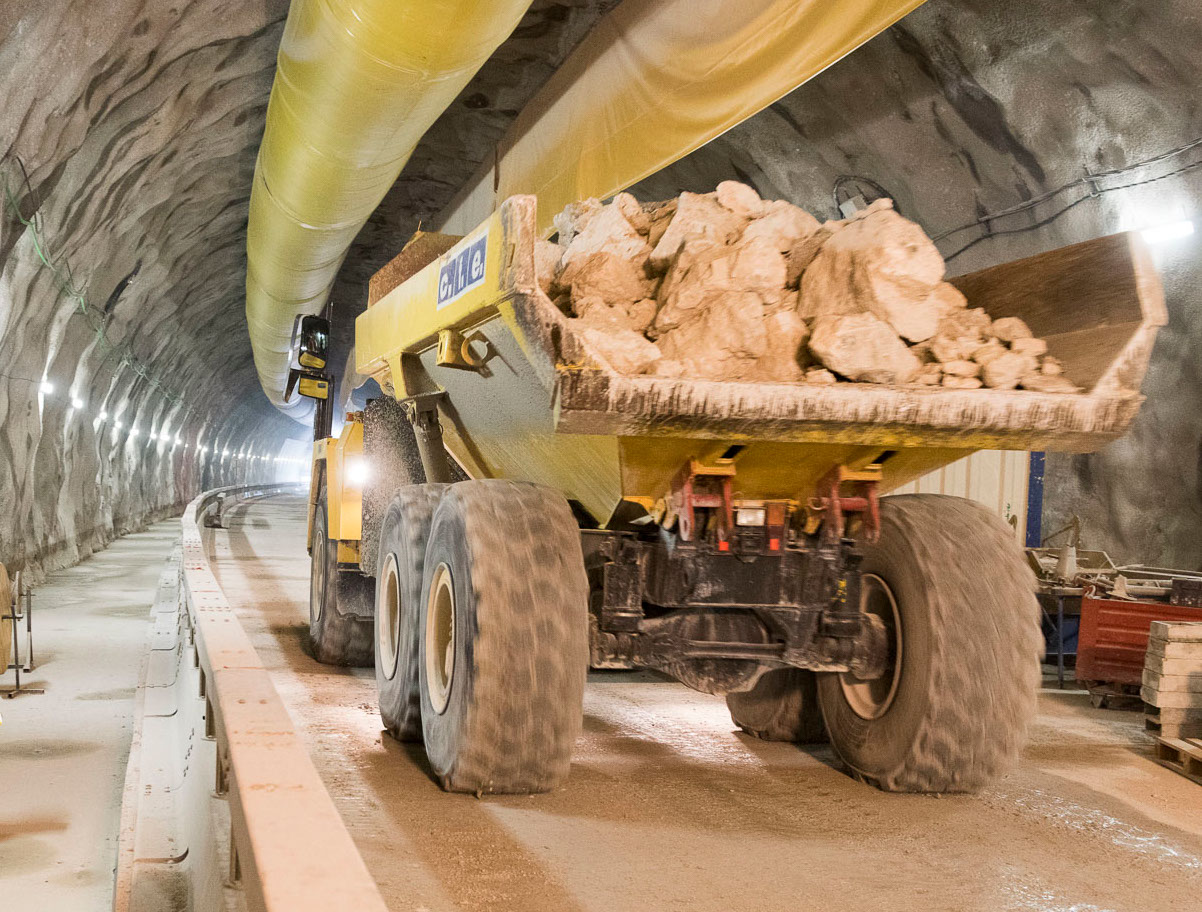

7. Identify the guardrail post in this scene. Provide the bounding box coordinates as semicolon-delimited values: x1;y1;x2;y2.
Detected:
215;745;229;796
228;822;242;887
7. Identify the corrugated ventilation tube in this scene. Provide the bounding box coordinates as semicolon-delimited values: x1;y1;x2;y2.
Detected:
246;0;532;419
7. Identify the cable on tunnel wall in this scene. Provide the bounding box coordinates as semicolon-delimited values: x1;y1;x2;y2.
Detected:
1;153;286;479
933;134;1202;261
1;153;185;404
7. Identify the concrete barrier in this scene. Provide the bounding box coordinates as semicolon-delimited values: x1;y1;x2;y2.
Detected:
115;484;388;912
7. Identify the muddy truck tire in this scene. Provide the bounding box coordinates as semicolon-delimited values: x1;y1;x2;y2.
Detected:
375;484;446;741
418;480;588;794
817;494;1041;793
727;668;828;743
310;479;375;667
360;396;468;577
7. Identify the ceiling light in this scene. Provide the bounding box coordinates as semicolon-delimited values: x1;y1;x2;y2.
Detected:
70;396;84;409
98;410;108;422
40;381;54;395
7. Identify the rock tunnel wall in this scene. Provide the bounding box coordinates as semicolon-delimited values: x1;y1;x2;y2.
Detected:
0;0;611;580
631;0;1202;568
0;1;297;579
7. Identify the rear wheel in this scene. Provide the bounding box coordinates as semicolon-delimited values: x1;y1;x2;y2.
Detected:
309;479;374;667
727;668;827;743
418;480;588;794
816;494;1042;793
375;484;445;741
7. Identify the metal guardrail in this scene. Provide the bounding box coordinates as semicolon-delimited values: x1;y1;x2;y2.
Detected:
169;483;387;912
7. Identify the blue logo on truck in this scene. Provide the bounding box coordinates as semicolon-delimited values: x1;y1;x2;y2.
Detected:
437;232;488;309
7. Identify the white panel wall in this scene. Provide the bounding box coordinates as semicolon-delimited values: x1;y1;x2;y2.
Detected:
890;450;1029;544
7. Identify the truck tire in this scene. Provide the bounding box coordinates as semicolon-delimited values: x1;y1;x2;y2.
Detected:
816;494;1041;793
310;480;374;667
727;668;827;743
374;484;445;742
418;480;588;794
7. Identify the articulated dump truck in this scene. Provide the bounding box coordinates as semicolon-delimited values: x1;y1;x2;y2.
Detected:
297;195;1163;795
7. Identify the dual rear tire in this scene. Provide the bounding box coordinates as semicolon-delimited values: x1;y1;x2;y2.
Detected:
375;480;588;794
728;494;1042;793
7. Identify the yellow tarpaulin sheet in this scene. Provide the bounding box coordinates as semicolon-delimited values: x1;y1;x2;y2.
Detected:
440;0;925;235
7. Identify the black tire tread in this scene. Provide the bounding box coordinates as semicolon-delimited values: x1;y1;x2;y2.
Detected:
426;480;588;794
375;484;445;741
727;668;828;743
310;480;375;668
818;494;1041;792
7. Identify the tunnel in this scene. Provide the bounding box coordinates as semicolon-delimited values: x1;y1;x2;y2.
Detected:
2;1;1201;910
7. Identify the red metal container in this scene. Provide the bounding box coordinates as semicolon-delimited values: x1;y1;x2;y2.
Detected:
1077;593;1202;686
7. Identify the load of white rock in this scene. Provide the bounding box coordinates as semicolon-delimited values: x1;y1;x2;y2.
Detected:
536;182;1077;393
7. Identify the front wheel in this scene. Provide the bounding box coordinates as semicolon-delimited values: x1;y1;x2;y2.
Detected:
816;494;1041;793
418;480;588;794
727;668;827;743
310;479;374;667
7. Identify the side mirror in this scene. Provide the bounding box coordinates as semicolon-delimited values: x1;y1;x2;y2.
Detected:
297;315;330;370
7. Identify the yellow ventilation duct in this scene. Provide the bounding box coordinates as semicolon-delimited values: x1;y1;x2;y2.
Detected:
247;0;532;419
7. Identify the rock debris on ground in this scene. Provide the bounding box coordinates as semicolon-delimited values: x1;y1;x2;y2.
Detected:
538;183;1077;392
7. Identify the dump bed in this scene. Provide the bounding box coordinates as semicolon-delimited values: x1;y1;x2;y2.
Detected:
356;196;1165;524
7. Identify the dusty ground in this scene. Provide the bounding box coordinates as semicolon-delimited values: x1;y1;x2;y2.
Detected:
0;520;178;910
210;495;1202;912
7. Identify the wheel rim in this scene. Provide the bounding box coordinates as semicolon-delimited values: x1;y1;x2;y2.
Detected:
839;573;903;720
425;562;455;714
378;554;401;681
310;524;326;624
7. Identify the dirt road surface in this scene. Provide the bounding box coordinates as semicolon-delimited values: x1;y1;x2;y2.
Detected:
209;494;1202;912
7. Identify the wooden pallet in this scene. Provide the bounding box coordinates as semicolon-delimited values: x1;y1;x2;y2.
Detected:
1156;737;1202;786
1145;704;1202;739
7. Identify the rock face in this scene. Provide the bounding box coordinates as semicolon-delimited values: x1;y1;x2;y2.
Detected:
0;0;298;577
2;0;1198;579
0;0;618;577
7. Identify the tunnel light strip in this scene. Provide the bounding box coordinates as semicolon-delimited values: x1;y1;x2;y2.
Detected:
1141;219;1194;244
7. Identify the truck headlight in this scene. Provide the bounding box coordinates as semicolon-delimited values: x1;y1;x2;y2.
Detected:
347;457;371;488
